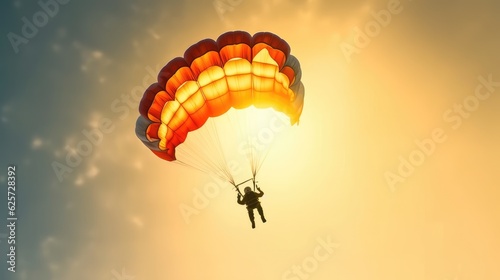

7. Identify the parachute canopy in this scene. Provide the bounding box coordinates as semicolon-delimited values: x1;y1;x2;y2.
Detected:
136;31;305;162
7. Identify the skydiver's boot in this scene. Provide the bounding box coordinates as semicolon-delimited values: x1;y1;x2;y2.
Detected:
251;219;255;229
261;216;266;223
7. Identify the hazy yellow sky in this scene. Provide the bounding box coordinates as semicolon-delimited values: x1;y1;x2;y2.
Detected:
2;0;500;279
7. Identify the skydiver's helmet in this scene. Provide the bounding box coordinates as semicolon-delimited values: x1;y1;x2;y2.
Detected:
244;187;252;194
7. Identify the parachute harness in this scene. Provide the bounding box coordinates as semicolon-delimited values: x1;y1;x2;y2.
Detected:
233;176;257;196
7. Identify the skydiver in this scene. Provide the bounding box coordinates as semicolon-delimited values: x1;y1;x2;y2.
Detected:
237;184;266;229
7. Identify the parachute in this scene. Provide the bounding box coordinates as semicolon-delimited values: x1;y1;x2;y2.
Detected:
135;31;304;185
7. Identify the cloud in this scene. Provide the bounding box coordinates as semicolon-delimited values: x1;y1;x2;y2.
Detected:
86;164;99;178
129;215;145;229
32;137;43;149
40;236;58;259
72;41;113;76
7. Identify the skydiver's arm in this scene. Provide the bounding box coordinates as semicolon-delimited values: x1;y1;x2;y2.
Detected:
256;187;264;197
237;195;245;205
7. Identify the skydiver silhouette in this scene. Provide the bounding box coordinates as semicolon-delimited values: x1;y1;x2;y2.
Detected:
237;184;266;229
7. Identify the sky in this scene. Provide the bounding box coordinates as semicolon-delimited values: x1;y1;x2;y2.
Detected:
1;0;500;279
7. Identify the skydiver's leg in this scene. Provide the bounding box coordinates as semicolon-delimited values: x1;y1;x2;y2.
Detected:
257;204;266;223
247;208;255;228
